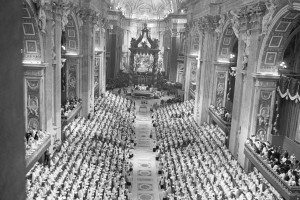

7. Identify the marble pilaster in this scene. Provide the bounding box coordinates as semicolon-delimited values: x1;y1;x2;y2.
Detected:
184;35;193;101
52;6;63;143
81;11;96;117
169;31;181;82
229;28;265;167
194;29;217;124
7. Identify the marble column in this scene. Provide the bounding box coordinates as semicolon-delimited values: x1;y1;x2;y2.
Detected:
194;30;217;124
0;0;25;199
81;12;95;117
184;34;193;101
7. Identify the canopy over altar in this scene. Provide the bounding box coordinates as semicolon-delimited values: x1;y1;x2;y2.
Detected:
129;23;160;87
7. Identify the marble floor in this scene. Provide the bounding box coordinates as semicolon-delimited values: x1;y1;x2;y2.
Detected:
131;108;159;200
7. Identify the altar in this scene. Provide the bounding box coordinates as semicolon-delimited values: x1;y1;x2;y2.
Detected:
128;23;160;87
132;90;154;98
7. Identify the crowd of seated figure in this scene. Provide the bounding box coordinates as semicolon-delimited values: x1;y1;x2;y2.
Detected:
152;100;194;122
26;92;135;200
209;105;232;123
153;101;283;200
61;97;82;117
246;136;300;186
25;129;50;158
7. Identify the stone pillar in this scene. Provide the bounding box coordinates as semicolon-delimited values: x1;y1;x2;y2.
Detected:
194;29;217;124
100;52;106;94
169;31;181;82
81;11;95;117
0;0;25;199
44;6;55;141
229;28;264;166
184;34;193;101
153;53;159;87
52;6;63;142
194;31;204;120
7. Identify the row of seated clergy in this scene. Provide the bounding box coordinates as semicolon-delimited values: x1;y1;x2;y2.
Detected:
25;91;136;200
151;100;194;128
153;100;283;200
61;97;81;116
246;136;300;186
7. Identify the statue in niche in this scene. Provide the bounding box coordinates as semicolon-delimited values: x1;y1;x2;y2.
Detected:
62;9;70;31
32;0;47;33
215;14;226;39
261;0;277;35
241;30;251;70
38;2;46;33
230;10;240;38
151;39;159;49
242;53;248;70
130;38;138;48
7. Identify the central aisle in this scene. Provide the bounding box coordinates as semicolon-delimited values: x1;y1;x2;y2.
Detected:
131;103;159;200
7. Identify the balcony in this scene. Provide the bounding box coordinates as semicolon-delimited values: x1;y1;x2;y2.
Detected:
244;143;300;200
208;107;231;133
25;134;51;173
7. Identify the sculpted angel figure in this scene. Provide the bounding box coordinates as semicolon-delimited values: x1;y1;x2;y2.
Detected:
32;0;47;33
215;14;226;39
261;0;277;35
230;10;240;38
62;9;70;31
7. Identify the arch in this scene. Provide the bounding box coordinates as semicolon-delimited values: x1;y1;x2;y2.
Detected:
22;0;44;64
257;2;300;73
216;21;238;63
64;12;80;55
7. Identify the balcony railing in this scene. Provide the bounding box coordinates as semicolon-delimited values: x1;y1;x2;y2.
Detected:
244;143;300;200
25;134;51;173
208;107;231;133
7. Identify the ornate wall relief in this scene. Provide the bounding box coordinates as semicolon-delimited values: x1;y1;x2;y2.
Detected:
255;90;273;141
26;79;40;130
68;64;77;99
190;60;197;92
215;72;227;107
94;56;100;98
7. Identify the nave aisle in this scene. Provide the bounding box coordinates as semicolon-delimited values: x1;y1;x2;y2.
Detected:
131;101;160;200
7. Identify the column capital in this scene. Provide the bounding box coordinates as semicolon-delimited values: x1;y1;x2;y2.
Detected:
77;8;98;24
227;2;267;36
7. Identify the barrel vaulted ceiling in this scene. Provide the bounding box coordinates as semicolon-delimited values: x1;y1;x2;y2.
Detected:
111;0;177;20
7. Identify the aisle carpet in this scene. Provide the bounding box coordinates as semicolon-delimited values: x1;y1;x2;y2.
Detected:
131;103;159;200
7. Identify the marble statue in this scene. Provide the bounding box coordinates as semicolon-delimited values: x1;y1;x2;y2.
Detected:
261;0;277;35
241;30;251;70
215;14;226;39
62;9;70;31
230;10;240;38
130;38;138;48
